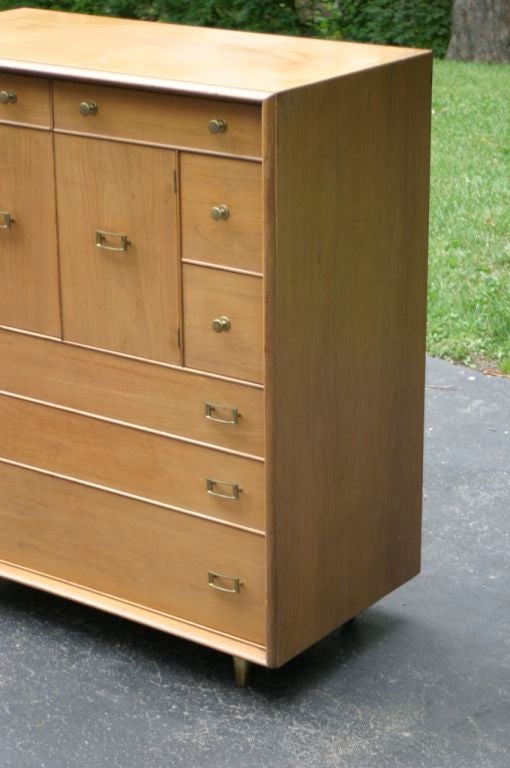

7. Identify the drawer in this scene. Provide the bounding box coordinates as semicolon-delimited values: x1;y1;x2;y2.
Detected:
181;153;262;272
0;395;265;532
0;331;264;458
0;74;50;127
0;462;265;644
53;80;261;157
183;265;263;383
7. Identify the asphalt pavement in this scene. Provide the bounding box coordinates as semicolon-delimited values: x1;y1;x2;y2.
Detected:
0;356;509;768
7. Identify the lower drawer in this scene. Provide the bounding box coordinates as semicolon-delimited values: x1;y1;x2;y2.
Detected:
0;395;265;532
0;329;264;457
0;462;265;644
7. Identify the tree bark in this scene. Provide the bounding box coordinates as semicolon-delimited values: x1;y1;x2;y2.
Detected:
447;0;510;62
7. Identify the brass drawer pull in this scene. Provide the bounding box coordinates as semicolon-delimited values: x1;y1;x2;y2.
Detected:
96;230;131;252
208;118;227;134
79;101;98;116
0;90;17;105
210;204;230;221
205;402;239;424
212;316;231;333
206;478;241;500
0;211;14;229
208;571;242;594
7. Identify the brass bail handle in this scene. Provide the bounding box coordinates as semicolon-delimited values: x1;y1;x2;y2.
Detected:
0;212;14;229
95;230;131;252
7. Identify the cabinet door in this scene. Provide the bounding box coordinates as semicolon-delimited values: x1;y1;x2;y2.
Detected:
55;135;180;364
0;125;61;337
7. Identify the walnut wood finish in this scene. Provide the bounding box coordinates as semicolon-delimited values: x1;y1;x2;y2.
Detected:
0;461;266;644
0;330;264;457
180;153;262;272
0;125;61;337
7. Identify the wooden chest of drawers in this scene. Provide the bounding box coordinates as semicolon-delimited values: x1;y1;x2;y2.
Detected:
0;9;432;682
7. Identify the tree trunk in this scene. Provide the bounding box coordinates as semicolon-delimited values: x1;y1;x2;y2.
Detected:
447;0;510;62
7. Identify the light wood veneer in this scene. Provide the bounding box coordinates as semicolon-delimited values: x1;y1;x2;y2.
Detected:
0;8;432;675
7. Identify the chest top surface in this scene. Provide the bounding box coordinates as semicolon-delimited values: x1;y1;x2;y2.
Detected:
0;8;427;100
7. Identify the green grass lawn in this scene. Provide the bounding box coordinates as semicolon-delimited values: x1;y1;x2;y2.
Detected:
428;60;510;372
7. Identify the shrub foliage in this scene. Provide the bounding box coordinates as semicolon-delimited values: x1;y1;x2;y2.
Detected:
0;0;451;55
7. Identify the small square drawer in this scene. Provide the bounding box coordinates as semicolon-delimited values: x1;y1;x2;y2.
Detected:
183;265;263;383
52;80;261;157
181;153;262;272
0;74;50;127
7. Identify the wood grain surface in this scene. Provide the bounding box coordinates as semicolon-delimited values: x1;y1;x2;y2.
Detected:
183;265;263;383
0;73;51;128
55;134;180;363
53;79;261;157
0;125;61;337
0;395;266;532
0;461;266;644
1;8;427;100
0;330;265;457
268;55;432;665
180;153;262;272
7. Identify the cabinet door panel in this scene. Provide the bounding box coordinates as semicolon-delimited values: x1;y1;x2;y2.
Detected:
55;135;179;364
0;125;61;336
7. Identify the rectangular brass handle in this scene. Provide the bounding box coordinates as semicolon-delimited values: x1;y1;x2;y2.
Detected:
0;211;13;229
95;230;131;252
205;402;239;424
206;478;241;500
208;571;242;594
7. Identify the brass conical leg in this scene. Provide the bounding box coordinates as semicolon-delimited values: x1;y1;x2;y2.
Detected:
232;656;252;687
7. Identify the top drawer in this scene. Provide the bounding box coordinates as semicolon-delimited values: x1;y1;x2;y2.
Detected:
0;74;50;128
52;80;261;157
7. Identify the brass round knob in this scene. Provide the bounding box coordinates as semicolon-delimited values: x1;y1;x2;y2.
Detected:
212;316;231;333
210;204;230;221
79;101;98;117
208;118;227;135
0;90;17;105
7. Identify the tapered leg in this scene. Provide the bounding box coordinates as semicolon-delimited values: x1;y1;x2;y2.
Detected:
232;656;252;687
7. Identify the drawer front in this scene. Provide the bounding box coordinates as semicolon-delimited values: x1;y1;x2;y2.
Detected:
0;74;50;127
53;80;261;157
181;153;262;272
0;395;265;532
183;265;263;383
0;331;264;458
0;462;265;644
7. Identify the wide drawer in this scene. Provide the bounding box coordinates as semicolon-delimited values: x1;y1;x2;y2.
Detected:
0;330;264;457
183;265;263;383
0;73;50;127
0;395;265;532
180;153;262;272
53;80;261;157
0;462;265;644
